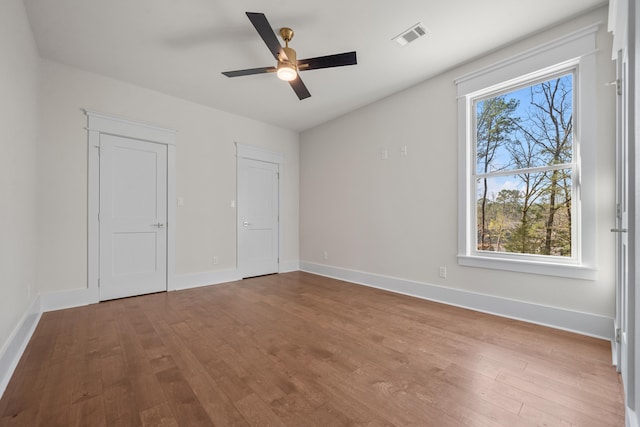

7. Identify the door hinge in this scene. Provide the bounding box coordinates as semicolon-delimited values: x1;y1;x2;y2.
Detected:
97;278;101;288
616;203;622;220
616;328;621;343
616;79;622;96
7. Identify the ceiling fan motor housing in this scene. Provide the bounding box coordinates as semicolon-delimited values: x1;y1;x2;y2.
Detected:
281;46;297;66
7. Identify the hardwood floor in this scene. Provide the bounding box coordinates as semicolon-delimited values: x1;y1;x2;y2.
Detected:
0;271;624;426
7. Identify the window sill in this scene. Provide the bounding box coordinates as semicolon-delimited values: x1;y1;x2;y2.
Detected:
457;254;597;280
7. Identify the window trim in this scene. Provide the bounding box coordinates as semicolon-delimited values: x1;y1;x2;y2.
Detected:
455;24;600;280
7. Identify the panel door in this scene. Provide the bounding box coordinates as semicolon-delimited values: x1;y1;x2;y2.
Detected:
614;48;635;408
238;158;279;278
99;134;168;300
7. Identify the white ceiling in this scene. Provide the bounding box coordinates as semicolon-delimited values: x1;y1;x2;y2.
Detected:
23;0;607;132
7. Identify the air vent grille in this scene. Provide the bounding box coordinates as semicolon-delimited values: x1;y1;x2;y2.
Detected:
392;23;429;46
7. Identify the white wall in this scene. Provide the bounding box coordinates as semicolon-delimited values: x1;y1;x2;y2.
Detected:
0;0;40;358
300;7;616;318
37;59;299;295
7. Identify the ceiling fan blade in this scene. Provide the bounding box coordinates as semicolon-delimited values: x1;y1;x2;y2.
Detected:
246;12;285;61
222;66;276;78
298;51;357;71
289;77;311;100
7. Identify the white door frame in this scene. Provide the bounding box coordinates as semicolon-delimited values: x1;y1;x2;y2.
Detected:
236;143;284;276
613;46;635;410
609;1;639;423
631;0;640;419
613;48;627;371
86;110;177;300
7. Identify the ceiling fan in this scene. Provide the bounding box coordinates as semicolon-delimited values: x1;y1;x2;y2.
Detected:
222;12;357;100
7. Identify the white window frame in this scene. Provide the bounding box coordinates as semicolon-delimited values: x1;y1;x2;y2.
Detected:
455;24;600;280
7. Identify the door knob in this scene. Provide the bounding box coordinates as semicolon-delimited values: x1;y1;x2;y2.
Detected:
243;221;251;227
611;228;628;233
152;222;165;228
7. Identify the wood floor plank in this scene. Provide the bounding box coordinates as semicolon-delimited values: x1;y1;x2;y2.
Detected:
148;317;250;426
114;312;168;413
0;271;625;426
70;395;106;427
100;355;140;426
139;402;179;427
34;312;76;427
234;393;286;427
155;367;214;426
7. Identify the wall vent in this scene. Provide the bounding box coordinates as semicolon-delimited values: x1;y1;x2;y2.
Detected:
392;23;429;46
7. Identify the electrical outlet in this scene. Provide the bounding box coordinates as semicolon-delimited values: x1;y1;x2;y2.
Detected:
323;251;329;260
212;256;219;265
439;266;447;278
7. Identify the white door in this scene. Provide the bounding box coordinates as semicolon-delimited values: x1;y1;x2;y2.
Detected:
613;48;634;408
99;134;168;301
238;158;279;278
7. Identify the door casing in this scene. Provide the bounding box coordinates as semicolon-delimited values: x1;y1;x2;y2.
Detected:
613;48;634;408
236;143;284;277
87;110;177;300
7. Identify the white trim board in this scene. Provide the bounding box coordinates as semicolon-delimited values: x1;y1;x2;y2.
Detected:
454;23;600;92
84;110;177;145
86;110;177;300
0;296;41;399
236;143;284;164
279;260;300;273
32;264;300;309
299;261;614;341
40;287;97;312
152;262;300;291
173;270;243;291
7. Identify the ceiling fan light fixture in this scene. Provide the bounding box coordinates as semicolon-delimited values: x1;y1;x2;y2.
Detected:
277;44;298;81
277;61;298;81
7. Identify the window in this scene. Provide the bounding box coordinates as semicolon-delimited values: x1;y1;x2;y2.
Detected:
475;71;575;258
456;25;599;280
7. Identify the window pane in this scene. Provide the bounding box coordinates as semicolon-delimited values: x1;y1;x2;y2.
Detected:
475;74;573;173
476;170;572;257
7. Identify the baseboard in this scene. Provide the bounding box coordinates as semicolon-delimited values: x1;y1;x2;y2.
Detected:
279;260;300;273
0;295;42;399
299;261;614;341
172;269;243;291
173;262;300;290
40;287;98;312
